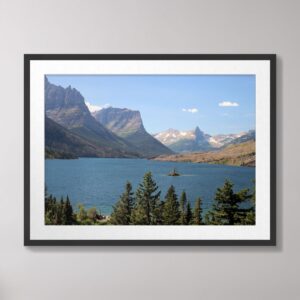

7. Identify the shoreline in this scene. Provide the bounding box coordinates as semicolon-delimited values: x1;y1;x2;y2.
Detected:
45;156;255;167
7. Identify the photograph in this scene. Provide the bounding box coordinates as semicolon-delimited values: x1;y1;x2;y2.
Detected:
44;74;256;226
24;54;275;245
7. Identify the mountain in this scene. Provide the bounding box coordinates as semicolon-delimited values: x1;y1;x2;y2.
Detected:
154;127;255;153
93;107;143;137
154;140;255;167
153;127;212;153
227;129;256;145
93;107;173;158
45;78;140;158
45;117;122;158
208;130;255;148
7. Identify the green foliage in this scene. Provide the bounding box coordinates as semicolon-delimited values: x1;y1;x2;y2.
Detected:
45;174;256;226
186;201;193;225
179;191;188;225
77;204;88;224
240;180;256;225
45;194;75;225
162;185;180;225
63;196;73;224
242;210;256;225
87;207;98;222
110;182;134;225
45;191;104;225
76;204;102;225
192;197;202;225
131;172;161;225
204;180;252;225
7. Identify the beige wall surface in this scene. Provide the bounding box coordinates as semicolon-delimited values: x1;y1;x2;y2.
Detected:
0;0;298;299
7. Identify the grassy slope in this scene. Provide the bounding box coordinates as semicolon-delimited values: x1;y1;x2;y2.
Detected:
45;148;78;159
153;140;255;167
124;129;174;158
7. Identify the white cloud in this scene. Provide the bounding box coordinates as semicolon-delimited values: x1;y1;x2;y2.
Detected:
219;101;239;107
182;108;198;113
85;101;110;113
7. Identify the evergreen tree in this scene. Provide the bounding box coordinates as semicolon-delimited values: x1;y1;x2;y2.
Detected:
110;181;134;225
60;197;66;225
162;185;180;225
44;191;75;225
243;210;255;225
205;180;251;225
50;196;63;225
242;180;256;225
192;197;202;225
179;191;187;225
156;200;165;225
45;194;56;225
131;172;161;225
186;201;193;225
64;195;74;225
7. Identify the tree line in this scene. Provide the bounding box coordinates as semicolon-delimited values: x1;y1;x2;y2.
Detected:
45;193;104;225
45;172;255;226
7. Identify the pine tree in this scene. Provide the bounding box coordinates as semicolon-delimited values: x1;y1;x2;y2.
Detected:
162;185;180;225
156;200;165;225
205;180;251;225
54;196;63;225
192;197;202;225
45;194;56;225
186;201;193;225
179;191;187;225
110;181;134;225
242;179;256;225
131;172;161;225
64;195;74;225
47;196;59;225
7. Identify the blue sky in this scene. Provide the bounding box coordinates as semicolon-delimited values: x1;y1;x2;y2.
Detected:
47;75;255;135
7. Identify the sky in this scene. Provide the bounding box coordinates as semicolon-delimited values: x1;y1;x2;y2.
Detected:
47;75;255;135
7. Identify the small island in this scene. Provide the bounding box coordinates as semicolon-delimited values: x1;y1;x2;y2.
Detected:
168;168;180;176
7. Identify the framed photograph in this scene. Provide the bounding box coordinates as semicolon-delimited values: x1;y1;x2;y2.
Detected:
24;54;276;246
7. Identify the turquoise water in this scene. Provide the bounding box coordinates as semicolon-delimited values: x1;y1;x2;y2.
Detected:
45;158;255;215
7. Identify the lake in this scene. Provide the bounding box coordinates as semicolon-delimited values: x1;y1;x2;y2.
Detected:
45;158;255;215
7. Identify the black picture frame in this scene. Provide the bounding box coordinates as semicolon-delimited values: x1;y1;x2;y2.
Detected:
24;54;276;246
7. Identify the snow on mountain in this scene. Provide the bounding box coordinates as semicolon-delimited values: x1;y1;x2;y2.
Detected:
154;127;255;153
154;128;196;145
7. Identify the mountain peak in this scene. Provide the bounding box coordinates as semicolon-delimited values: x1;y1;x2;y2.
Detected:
153;126;255;153
45;80;172;158
194;126;208;142
93;107;144;137
45;80;142;158
94;107;173;157
194;126;203;135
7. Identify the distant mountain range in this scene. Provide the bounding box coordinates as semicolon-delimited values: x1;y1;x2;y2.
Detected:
45;78;172;158
153;127;255;153
45;77;255;160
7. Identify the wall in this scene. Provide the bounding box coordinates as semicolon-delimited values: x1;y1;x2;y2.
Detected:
0;0;298;299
